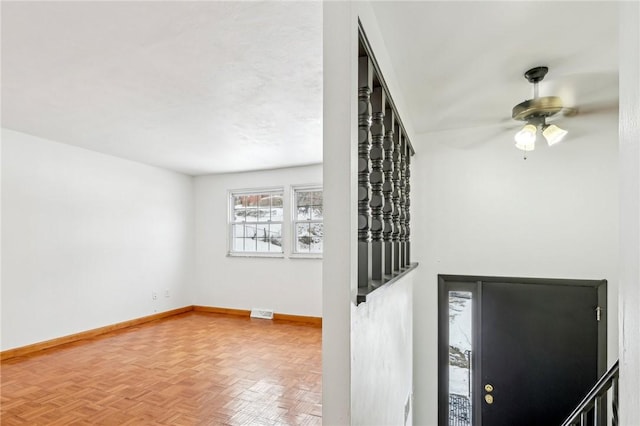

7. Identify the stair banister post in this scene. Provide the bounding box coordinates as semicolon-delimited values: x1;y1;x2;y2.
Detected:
357;56;373;289
382;106;395;277
370;85;385;285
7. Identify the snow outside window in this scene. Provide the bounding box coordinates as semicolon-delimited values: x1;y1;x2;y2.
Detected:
229;189;284;255
292;186;323;255
449;290;473;425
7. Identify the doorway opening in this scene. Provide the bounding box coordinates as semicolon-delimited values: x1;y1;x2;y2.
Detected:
438;275;607;426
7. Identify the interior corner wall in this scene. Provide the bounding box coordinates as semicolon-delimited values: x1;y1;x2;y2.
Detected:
618;2;640;423
192;165;322;317
411;110;619;424
1;129;194;351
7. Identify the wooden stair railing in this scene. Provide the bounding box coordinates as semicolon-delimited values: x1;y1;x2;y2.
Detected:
357;22;417;304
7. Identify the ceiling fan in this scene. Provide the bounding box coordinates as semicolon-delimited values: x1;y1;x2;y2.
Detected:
511;66;577;155
438;65;617;152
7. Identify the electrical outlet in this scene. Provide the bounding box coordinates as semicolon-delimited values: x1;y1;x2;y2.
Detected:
165;290;170;298
152;292;157;300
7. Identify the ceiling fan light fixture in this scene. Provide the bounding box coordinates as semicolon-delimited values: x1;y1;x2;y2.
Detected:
542;124;568;146
515;124;537;151
511;67;573;156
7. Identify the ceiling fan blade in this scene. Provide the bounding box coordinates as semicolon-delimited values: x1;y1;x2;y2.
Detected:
431;123;517;150
573;100;618;116
542;71;618;107
544;100;618;124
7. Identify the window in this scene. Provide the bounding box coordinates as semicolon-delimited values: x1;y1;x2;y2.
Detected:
229;189;284;255
292;186;323;255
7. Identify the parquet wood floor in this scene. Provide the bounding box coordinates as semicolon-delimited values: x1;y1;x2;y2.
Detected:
1;312;322;425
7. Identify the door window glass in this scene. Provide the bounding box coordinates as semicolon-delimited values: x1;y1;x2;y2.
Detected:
449;291;473;426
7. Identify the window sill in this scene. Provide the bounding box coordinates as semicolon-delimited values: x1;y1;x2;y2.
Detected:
227;252;285;259
289;253;323;260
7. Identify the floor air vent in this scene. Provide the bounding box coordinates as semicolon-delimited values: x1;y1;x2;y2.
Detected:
250;308;274;320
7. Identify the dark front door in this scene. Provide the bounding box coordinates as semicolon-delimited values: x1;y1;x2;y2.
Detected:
480;281;599;426
438;276;606;426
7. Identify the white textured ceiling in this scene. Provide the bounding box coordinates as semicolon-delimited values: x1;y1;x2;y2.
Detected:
2;2;619;174
2;1;322;175
370;1;618;145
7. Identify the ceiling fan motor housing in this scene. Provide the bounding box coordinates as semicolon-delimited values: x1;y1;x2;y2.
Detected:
512;96;564;122
513;66;574;124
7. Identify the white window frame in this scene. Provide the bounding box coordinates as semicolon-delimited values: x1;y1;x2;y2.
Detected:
228;187;285;257
291;184;323;258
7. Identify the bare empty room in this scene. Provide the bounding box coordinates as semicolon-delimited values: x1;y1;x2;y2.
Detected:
2;1;323;424
2;1;639;426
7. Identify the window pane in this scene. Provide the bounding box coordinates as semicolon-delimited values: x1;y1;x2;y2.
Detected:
233;196;247;223
297;206;310;220
244;237;257;252
311;205;323;220
246;195;259;208
271;195;284;222
272;208;284;222
269;224;282;252
232;225;245;251
245;207;259;222
297;191;311;207
310;223;323;253
234;195;247;208
244;224;257;239
310;239;323;253
258;195;271;209
309;223;323;253
234;208;246;222
449;291;473;426
232;224;245;238
311;191;323;206
252;223;267;251
258;207;270;222
272;195;283;208
244;224;257;252
296;223;310;252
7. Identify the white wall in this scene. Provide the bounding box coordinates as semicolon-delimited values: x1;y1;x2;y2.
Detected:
1;129;194;351
193;165;322;317
412;111;619;424
618;2;640;424
352;270;415;426
323;2;417;424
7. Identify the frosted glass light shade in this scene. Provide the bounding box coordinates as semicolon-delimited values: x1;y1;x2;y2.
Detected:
543;124;568;146
515;124;537;151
